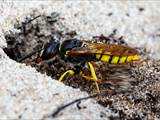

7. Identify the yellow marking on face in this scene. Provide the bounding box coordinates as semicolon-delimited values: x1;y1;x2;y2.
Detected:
132;55;139;61
119;56;127;63
65;51;69;55
96;50;103;59
101;55;110;63
111;56;119;64
65;51;69;57
127;56;133;62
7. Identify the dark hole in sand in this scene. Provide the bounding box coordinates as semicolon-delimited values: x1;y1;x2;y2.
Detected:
3;12;160;119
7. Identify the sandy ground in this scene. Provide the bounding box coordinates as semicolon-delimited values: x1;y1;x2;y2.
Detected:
0;1;160;119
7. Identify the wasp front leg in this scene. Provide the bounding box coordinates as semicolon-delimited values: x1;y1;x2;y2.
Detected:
58;65;82;81
58;63;101;94
59;70;75;81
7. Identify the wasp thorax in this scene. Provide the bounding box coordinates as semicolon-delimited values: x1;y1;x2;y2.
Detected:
60;39;83;57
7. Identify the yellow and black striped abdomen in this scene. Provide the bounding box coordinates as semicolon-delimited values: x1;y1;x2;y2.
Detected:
95;50;140;64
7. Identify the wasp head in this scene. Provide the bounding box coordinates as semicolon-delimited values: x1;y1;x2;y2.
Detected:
36;39;60;63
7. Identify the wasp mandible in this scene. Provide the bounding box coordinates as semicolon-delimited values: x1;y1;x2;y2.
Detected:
36;38;140;94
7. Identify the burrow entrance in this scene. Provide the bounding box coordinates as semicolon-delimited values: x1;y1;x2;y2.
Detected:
3;12;160;119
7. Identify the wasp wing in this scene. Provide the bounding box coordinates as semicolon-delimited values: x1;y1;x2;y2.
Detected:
66;43;139;57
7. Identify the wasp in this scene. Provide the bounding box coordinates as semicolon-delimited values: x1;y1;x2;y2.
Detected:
36;38;140;94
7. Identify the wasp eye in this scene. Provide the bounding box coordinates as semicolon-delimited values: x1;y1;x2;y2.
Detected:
40;41;60;60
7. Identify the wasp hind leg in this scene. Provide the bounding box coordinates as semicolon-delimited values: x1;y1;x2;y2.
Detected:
80;62;100;94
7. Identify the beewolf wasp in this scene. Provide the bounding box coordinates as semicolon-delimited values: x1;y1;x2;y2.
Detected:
36;38;140;94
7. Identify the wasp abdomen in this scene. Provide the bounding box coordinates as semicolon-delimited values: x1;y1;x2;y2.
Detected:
95;50;139;64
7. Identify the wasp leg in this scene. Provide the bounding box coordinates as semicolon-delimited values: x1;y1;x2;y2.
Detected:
59;70;75;81
80;62;100;94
